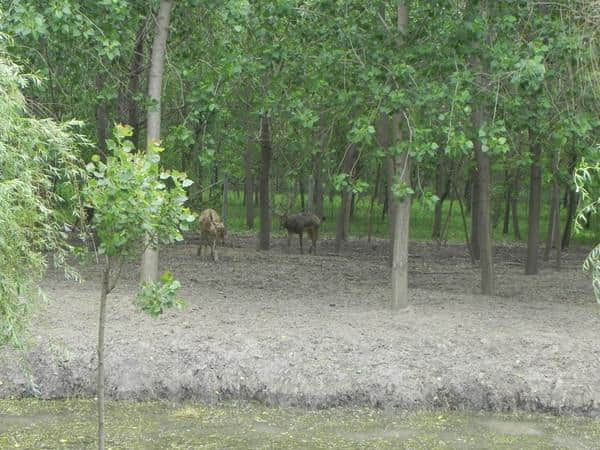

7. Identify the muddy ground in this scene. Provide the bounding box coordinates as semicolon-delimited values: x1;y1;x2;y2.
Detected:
1;234;599;416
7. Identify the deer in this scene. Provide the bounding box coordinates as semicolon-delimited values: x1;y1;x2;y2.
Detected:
279;212;323;255
197;208;225;261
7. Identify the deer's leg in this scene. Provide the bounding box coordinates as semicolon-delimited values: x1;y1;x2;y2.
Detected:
212;237;218;262
299;232;304;254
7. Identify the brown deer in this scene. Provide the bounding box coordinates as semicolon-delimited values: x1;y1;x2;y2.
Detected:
280;212;323;255
197;208;225;261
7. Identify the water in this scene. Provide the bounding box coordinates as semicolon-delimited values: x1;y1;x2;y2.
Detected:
1;399;599;449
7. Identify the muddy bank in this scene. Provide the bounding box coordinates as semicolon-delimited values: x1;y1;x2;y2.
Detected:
1;236;599;416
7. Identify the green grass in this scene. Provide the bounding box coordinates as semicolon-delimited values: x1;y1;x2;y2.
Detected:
200;192;599;247
1;398;600;449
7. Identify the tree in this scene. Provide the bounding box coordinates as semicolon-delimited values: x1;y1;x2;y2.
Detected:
0;45;83;348
141;0;174;283
84;125;194;450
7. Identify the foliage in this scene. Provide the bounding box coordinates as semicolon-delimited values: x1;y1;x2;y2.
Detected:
0;39;85;347
574;155;600;306
83;124;195;311
84;124;195;258
136;271;185;317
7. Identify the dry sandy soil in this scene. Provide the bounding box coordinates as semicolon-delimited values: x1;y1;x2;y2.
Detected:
1;234;599;416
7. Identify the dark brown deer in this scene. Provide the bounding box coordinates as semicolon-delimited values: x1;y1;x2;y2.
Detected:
280;212;323;255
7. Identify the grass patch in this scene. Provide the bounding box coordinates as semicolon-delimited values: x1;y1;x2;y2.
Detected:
1;398;599;449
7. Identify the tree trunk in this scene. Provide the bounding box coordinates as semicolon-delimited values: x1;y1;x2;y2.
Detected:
511;171;522;240
470;166;480;260
432;158;445;239
313;152;324;218
545;150;561;265
141;0;173;284
390;114;411;310
95;75;109;160
335;145;357;252
96;262;110;450
525;132;543;275
367;163;381;242
259;115;272;250
299;178;306;212
307;174;314;214
473;124;494;294
221;174;229;226
562;154;579;249
244;142;254;229
562;189;578;249
125;19;147;148
502;170;511;235
553;173;562;270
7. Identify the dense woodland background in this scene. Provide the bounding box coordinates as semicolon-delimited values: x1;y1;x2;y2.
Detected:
1;0;600;301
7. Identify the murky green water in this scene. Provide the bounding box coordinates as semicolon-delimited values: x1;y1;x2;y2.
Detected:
1;399;599;449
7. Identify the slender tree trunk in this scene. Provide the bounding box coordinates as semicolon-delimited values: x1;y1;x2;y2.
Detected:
244;142;254;229
141;0;172;283
432;158;445;239
545;150;561;264
367;163;381;242
553;175;562;270
543;192;557;261
511;171;522;240
221;174;229;226
562;189;578;249
525;132;543;275
390;113;411;310
125;19;147;148
299;178;306;212
313;152;324;218
470;167;480;260
96;262;110;450
335;145;357;252
95;75;109;160
562;154;579;249
307;174;314;214
502;170;511;235
464;177;472;214
259;115;272;250
474;123;494;294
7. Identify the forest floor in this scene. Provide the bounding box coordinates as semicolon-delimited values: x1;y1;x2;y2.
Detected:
1;234;599;417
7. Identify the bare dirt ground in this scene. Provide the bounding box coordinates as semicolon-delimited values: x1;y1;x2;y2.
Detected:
1;234;600;416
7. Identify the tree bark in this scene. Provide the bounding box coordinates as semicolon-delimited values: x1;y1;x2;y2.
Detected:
313;152;324;218
525;131;543;275
96;262;110;450
299;178;306;212
221;174;229;226
511;171;522;240
141;0;172;283
432;158;447;239
470;166;480;260
562;188;578;249
473;120;494;295
562;154;579;249
244;141;254;229
124;18;147;148
335;145;357;252
390;114;411;310
306;174;314;214
259;115;272;250
544;150;561;266
502;170;511;235
367;163;381;242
